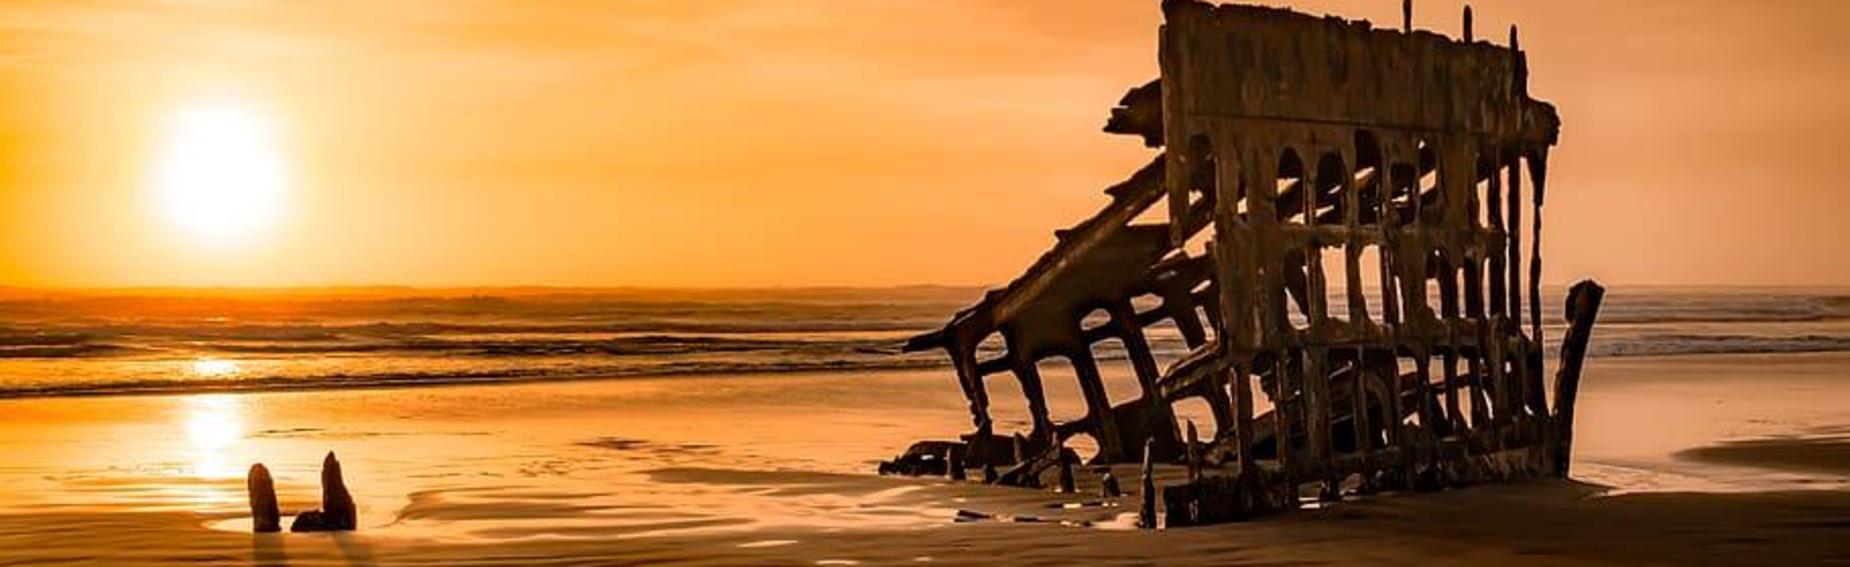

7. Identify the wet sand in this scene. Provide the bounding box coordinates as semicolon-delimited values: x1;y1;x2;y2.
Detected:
0;352;1844;565
1678;435;1850;477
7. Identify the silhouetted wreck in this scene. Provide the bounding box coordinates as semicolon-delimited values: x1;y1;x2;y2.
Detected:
884;0;1606;526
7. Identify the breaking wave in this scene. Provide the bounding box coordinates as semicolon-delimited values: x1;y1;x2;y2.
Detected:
0;286;1841;398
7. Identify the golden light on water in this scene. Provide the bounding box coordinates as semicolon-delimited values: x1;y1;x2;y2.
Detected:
152;100;288;245
182;394;245;479
191;357;242;378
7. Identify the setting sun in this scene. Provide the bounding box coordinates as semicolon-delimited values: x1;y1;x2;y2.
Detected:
152;101;287;244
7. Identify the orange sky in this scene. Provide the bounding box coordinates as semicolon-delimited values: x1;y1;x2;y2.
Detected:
1;0;1845;288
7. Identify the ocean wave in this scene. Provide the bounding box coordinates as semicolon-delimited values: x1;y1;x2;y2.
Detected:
0;343;138;359
0;331;1844;399
0;345;1838;400
0;357;950;400
1587;334;1850;358
190;334;907;357
0;287;1845;399
1568;291;1850;325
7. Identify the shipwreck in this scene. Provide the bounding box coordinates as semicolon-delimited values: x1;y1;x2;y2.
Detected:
883;0;1606;525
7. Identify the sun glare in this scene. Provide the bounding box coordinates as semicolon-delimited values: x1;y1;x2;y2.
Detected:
153;101;288;243
182;394;245;479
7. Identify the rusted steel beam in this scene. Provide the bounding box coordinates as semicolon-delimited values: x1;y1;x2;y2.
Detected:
1435;255;1466;435
1111;301;1184;446
1229;362;1258;484
1004;329;1056;442
1348;347;1375;488
1551;280;1605;476
900;156;1169;354
991;160;1169;326
949;337;994;458
1105;79;1163;147
1069;348;1128;463
1528;150;1549;346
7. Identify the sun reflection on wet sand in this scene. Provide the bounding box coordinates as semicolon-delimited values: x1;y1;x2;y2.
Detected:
182;394;245;480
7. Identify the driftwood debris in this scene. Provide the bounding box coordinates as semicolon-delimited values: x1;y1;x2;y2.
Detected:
882;0;1605;528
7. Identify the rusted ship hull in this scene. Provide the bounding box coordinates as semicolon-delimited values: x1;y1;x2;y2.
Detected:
885;1;1603;526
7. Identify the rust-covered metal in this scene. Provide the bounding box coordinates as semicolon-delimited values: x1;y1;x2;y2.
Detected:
884;0;1603;526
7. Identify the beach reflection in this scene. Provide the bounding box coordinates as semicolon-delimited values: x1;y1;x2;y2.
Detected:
183;394;245;479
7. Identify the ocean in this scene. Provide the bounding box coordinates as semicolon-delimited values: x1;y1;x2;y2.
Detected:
0;286;1843;398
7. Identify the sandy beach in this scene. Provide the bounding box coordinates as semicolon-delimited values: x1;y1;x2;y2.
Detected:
0;352;1842;566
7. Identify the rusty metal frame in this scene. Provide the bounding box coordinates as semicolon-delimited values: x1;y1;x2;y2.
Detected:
886;1;1603;525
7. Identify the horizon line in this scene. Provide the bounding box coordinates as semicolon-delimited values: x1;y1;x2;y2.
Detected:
0;281;1845;299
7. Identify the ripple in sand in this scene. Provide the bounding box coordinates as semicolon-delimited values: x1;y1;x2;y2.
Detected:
575;437;719;456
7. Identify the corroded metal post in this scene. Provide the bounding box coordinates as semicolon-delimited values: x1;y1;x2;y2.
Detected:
1552;281;1605;476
